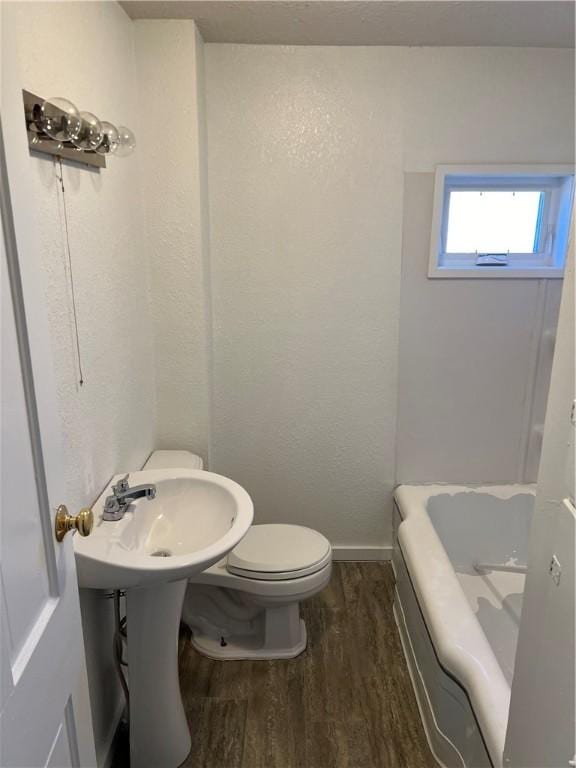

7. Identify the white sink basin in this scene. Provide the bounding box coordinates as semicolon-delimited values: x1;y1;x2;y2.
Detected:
73;467;254;768
74;468;254;589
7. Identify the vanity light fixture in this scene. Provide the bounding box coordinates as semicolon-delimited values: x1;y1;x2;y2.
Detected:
70;111;104;152
23;90;136;168
35;96;82;142
114;126;137;158
95;121;120;155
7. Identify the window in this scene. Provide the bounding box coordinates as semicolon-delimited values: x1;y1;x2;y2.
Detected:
429;165;574;278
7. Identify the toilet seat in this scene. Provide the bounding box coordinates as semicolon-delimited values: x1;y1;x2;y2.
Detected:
228;548;332;581
227;524;332;581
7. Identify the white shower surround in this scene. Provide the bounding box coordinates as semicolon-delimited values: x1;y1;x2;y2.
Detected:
394;484;535;767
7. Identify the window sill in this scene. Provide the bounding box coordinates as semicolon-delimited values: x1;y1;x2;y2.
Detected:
428;265;565;279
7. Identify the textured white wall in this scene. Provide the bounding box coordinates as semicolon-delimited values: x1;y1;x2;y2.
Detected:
206;45;405;548
134;20;212;462
205;45;574;549
397;174;563;484
2;2;155;764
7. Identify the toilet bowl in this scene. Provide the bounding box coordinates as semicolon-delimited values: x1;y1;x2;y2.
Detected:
143;451;332;660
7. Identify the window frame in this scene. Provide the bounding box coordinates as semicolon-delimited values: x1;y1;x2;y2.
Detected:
428;164;575;279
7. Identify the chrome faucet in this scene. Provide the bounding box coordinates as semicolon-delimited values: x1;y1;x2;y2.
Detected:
102;474;157;521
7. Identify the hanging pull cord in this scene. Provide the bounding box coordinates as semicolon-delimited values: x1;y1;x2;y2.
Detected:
55;157;84;386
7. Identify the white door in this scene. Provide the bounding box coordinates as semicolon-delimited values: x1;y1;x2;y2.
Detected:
0;124;97;767
504;224;575;767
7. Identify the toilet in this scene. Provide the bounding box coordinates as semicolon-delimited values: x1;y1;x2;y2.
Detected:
143;450;332;660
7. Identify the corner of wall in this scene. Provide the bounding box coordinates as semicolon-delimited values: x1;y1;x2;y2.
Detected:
134;19;212;464
192;26;215;470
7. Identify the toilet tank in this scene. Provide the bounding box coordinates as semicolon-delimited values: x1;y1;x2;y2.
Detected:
143;450;204;471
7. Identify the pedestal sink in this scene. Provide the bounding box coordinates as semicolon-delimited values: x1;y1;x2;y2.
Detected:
74;469;254;768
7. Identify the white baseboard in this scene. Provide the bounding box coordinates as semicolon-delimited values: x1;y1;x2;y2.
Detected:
332;546;392;561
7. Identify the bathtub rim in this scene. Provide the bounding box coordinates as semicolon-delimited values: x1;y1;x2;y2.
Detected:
394;483;535;768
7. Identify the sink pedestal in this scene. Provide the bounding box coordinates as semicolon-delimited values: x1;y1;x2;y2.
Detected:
126;579;191;768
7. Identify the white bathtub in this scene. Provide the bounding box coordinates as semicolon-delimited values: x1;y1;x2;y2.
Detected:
393;484;535;768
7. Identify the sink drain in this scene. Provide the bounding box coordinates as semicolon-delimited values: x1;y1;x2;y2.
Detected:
150;548;172;557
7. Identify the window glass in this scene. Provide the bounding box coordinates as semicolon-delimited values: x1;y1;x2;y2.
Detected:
445;190;544;254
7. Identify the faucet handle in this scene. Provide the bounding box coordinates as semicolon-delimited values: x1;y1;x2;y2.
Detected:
102;495;123;521
113;474;130;495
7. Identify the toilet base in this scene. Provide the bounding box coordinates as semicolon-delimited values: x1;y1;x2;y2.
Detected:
191;617;307;660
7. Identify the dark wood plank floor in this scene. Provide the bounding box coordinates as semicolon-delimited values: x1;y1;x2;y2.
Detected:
112;562;436;768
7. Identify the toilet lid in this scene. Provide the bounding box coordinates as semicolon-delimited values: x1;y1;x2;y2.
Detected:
227;524;332;580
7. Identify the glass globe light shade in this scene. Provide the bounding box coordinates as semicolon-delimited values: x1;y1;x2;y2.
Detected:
114;126;136;157
39;97;82;141
95;122;119;155
70;111;103;151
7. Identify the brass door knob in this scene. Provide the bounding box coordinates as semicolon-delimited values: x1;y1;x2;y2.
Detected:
55;504;93;542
